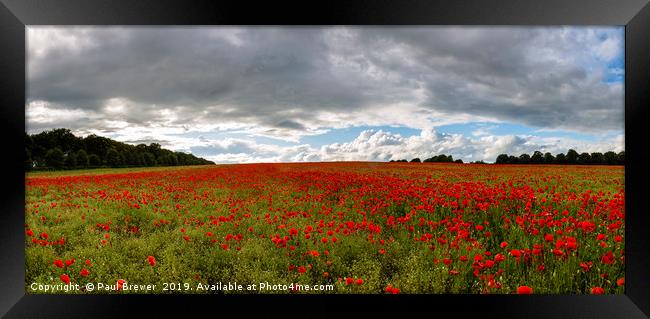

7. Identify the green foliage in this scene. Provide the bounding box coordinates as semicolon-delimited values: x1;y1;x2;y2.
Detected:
494;149;622;165
106;148;122;167
566;149;579;164
76;150;89;168
422;154;454;163
26;128;214;170
45;148;65;169
64;153;77;168
88;154;102;167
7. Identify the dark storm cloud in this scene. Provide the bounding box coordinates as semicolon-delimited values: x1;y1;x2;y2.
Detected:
27;26;623;135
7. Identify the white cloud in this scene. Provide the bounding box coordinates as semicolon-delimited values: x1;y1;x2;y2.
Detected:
26;26;625;163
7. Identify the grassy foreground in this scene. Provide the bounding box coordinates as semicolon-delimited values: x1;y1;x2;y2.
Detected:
25;163;624;294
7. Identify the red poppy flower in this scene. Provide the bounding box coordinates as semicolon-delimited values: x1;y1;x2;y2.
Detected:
510;249;521;258
85;259;91;266
298;266;306;273
54;259;64;268
379;249;386;254
385;285;400;294
601;251;615;265
80;268;90;277
500;242;508;248
147;256;156;266
617;278;625;286
60;274;71;285
517;286;533;294
345;277;354;285
117;279;125;291
591;287;605;295
355;279;364;285
26;229;34;237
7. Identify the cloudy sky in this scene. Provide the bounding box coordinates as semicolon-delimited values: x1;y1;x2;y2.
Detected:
26;26;624;163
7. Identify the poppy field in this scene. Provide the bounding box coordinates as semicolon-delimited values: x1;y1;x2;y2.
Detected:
25;162;625;294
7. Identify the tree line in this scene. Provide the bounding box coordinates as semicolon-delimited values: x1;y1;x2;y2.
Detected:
387;149;624;165
25;128;215;170
495;149;624;165
389;154;465;164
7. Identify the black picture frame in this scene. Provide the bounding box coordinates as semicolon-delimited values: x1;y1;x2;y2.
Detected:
1;0;648;318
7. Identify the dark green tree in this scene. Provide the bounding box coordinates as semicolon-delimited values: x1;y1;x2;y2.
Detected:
603;151;618;165
106;148;121;167
88;154;102;167
64;153;77;168
169;154;179;166
566;149;579;164
531;151;543;164
143;152;156;166
590;152;604;165
578;152;591;164
84;134;113;158
555;153;566;164
496;154;510;164
76;149;89;167
617;151;625;164
45;148;65;169
543;152;554;164
410;158;421;163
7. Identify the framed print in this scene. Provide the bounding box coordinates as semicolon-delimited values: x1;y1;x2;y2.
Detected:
1;0;649;317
